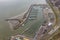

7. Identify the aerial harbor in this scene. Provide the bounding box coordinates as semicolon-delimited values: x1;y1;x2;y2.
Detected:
0;0;60;40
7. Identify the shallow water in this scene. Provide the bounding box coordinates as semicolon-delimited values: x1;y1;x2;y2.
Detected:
0;0;46;40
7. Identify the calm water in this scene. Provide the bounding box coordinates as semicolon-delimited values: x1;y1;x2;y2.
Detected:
0;0;46;40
